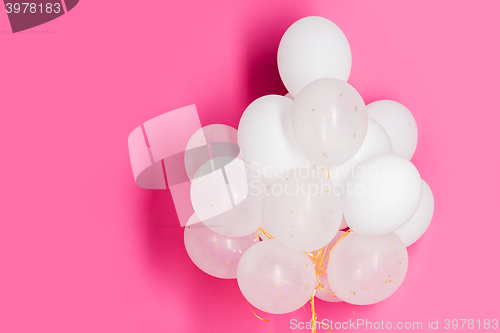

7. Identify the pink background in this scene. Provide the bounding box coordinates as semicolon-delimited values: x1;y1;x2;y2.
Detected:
1;0;499;332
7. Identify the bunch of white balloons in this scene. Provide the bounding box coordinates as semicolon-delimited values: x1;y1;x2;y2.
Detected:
184;16;434;316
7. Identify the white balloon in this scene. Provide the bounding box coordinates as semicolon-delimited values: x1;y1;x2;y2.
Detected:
326;118;393;185
264;174;343;252
367;100;418;160
328;232;408;305
184;220;260;279
342;154;422;235
238;95;309;182
184;124;240;181
278;16;351;97
394;180;434;246
190;157;266;237
291;78;368;166
237;239;317;314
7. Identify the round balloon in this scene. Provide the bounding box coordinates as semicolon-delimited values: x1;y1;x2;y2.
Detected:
342;154;422;235
367;100;418;160
278;16;351;97
395;180;434;246
291;78;368;166
326;118;392;185
238;95;309;182
237;240;317;314
264;173;342;252
190;157;266;237
184;220;260;279
328;232;408;305
184;124;240;181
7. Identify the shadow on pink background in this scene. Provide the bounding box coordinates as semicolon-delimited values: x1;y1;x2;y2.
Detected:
1;0;499;332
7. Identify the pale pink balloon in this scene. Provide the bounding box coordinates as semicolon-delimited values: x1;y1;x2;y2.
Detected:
328;232;408;305
237;240;317;314
184;221;260;279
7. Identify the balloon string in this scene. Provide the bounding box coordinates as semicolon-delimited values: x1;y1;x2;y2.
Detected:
255;227;275;242
322;167;331;179
310;290;318;333
247;301;269;322
254;230;261;242
307;229;352;333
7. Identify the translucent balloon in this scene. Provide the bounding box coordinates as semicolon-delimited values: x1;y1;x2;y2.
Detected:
367;100;418;160
328;232;408;305
184;124;241;181
325;118;392;185
315;231;345;303
190;156;266;237
184;220;260;279
237;240;317;314
291;78;368;166
264;173;342;252
238;95;309;182
342;154;422;235
278;16;351;97
395;180;434;246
